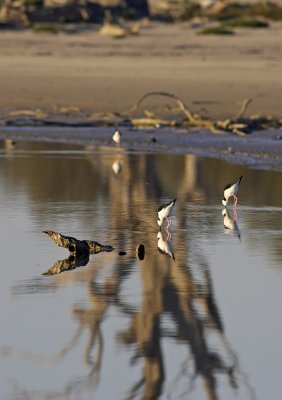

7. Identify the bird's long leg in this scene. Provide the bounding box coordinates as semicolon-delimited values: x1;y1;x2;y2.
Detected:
166;217;172;229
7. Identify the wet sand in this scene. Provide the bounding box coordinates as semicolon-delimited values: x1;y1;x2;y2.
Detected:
1;125;282;171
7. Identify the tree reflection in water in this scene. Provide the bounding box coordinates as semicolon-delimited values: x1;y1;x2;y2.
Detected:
12;244;255;400
7;147;259;400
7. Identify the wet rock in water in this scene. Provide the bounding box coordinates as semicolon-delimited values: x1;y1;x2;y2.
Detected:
42;230;113;256
119;251;127;256
136;244;145;260
148;136;157;144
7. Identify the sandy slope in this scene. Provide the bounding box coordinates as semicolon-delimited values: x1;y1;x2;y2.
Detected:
0;21;282;119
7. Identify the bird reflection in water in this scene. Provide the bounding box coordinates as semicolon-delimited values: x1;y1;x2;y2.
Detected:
157;231;175;260
112;159;123;176
3;139;16;150
115;250;252;400
10;241;255;400
222;207;241;241
10;217;253;398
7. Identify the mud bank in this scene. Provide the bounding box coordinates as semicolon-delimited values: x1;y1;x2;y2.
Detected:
0;126;282;171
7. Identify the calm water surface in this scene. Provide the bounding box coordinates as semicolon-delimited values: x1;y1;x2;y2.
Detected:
0;141;282;400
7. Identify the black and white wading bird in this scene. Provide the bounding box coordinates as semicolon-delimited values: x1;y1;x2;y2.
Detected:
112;129;122;147
222;176;243;208
157;199;176;229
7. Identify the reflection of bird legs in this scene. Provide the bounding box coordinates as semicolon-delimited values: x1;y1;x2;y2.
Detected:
165;217;172;229
233;208;238;221
165;226;172;241
232;195;238;210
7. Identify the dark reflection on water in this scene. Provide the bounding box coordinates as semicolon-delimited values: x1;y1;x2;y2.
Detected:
1;141;282;400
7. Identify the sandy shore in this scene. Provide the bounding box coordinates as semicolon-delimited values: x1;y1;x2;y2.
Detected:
0;21;282;170
1;125;282;171
0;22;282;118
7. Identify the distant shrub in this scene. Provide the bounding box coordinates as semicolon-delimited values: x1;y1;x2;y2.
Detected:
211;1;282;21
25;0;44;8
181;0;201;20
32;23;59;33
254;2;282;20
198;26;234;35
224;18;269;28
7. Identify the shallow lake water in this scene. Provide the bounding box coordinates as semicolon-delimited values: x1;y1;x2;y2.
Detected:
0;141;282;400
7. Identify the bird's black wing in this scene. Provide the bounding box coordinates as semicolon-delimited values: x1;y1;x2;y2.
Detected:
224;176;243;191
157;199;176;212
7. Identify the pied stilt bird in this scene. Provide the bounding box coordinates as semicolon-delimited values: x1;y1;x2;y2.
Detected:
222;176;243;208
157;199;176;229
112;129;122;147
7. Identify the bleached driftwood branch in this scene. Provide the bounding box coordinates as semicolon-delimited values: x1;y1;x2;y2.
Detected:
4;92;281;136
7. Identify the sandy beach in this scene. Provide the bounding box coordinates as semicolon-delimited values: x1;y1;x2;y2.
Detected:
0;21;282;169
0;21;282;117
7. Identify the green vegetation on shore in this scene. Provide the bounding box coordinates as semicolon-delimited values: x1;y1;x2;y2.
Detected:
198;26;234;35
223;18;269;28
32;23;59;33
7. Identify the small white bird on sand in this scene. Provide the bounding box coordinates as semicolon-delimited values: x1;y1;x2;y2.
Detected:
157;199;176;229
157;231;175;260
222;176;242;208
112;129;122;147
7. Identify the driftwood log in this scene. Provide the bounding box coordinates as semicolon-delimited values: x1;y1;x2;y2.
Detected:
5;92;281;135
42;230;113;275
43;230;113;256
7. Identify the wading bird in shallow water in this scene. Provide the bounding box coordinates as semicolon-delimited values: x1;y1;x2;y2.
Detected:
222;176;243;209
157;199;176;230
112;129;122;147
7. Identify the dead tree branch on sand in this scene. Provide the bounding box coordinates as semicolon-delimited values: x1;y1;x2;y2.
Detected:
90;91;282;135
4;91;281;135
